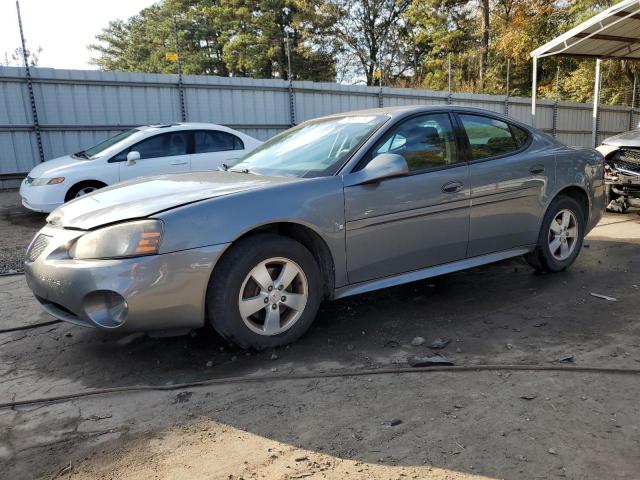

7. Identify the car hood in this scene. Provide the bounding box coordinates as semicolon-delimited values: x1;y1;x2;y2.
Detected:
602;130;640;147
47;171;300;230
27;154;90;178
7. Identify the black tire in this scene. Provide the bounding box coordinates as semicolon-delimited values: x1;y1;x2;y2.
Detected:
65;181;107;202
525;195;585;273
206;233;322;349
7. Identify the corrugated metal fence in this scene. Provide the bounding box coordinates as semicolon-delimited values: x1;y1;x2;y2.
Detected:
1;65;637;186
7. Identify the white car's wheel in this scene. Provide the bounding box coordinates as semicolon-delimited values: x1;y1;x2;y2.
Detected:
65;181;107;202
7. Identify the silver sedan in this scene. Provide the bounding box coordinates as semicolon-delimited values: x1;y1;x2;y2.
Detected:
24;106;605;349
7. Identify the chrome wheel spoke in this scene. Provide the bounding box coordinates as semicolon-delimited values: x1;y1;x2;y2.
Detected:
263;306;281;333
550;221;562;235
281;293;306;312
560;238;569;258
276;261;299;289
561;211;571;229
566;226;578;238
250;263;273;291
549;236;562;254
239;293;268;319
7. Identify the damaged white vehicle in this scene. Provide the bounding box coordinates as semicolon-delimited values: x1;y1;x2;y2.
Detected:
597;129;640;212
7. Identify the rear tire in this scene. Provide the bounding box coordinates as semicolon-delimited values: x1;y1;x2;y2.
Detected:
206;234;322;349
525;195;585;273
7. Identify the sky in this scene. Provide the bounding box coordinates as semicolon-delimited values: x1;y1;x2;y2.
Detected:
0;0;157;70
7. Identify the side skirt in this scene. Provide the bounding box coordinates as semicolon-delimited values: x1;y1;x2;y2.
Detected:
333;246;534;300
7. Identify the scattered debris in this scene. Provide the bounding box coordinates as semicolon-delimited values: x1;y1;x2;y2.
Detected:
173;391;193;404
384;338;400;348
88;414;112;421
506;344;514;350
270;353;279;360
205;361;213;368
558;356;575;364
411;336;425;346
428;337;450;350
520;394;537;401
590;292;617;302
407;353;453;367
347;344;354;351
390;419;402;426
294;456;309;462
548;448;558;455
534;322;548;328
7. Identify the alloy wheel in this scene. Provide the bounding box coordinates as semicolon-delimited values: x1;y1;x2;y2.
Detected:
548;209;579;261
75;186;98;197
238;257;308;336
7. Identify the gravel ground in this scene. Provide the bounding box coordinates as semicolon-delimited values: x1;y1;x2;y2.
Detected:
0;190;46;274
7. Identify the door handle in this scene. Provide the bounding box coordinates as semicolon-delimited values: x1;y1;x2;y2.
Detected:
170;161;188;165
442;180;464;193
530;165;545;174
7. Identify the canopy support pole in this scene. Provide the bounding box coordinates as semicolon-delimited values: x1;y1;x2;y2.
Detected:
531;56;538;127
592;58;602;147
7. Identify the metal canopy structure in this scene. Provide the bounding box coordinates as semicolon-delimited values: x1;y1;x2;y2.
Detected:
530;0;640;146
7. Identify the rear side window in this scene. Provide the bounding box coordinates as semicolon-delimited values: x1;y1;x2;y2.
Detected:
459;114;524;160
134;132;189;159
195;130;244;153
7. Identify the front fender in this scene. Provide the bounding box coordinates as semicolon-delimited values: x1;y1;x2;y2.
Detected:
155;176;348;286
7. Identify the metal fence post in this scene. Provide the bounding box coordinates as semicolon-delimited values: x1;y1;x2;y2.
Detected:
173;17;187;122
629;73;637;131
504;58;510;115
16;0;44;163
447;53;452;105
552;64;560;138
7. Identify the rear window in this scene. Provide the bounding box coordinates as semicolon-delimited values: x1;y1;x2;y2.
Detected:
459;114;526;160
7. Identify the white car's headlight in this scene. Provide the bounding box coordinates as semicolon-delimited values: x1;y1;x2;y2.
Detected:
69;220;163;260
31;177;65;186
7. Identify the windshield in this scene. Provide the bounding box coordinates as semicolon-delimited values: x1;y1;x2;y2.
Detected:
231;114;389;177
75;129;140;160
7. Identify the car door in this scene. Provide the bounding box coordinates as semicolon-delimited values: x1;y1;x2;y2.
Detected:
344;112;471;284
457;113;556;257
115;131;191;181
190;130;246;170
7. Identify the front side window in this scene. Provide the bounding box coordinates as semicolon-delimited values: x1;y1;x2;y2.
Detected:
195;130;244;153
459;114;523;160
132;132;189;159
371;113;459;171
78;129;141;160
231;114;388;177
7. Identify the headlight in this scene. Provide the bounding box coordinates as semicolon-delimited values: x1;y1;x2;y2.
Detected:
69;220;163;259
31;177;65;186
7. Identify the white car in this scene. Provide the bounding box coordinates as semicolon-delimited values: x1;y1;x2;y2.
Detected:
19;123;262;213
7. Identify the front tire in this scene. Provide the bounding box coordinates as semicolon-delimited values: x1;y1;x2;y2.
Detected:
206;234;322;349
65;181;107;202
525;196;585;272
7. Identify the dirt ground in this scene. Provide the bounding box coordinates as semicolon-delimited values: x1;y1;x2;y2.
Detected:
1;189;640;479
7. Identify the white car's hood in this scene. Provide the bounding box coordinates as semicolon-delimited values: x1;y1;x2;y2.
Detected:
28;154;94;178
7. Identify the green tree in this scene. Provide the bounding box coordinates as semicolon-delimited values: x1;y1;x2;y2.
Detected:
89;0;337;81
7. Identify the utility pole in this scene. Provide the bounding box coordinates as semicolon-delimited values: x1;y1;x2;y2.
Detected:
16;0;44;163
172;16;186;122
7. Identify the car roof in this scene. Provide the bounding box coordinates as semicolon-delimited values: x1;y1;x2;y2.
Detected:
317;105;530;128
136;122;241;134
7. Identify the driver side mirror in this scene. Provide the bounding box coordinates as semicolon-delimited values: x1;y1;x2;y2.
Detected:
126;151;140;166
344;153;409;187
